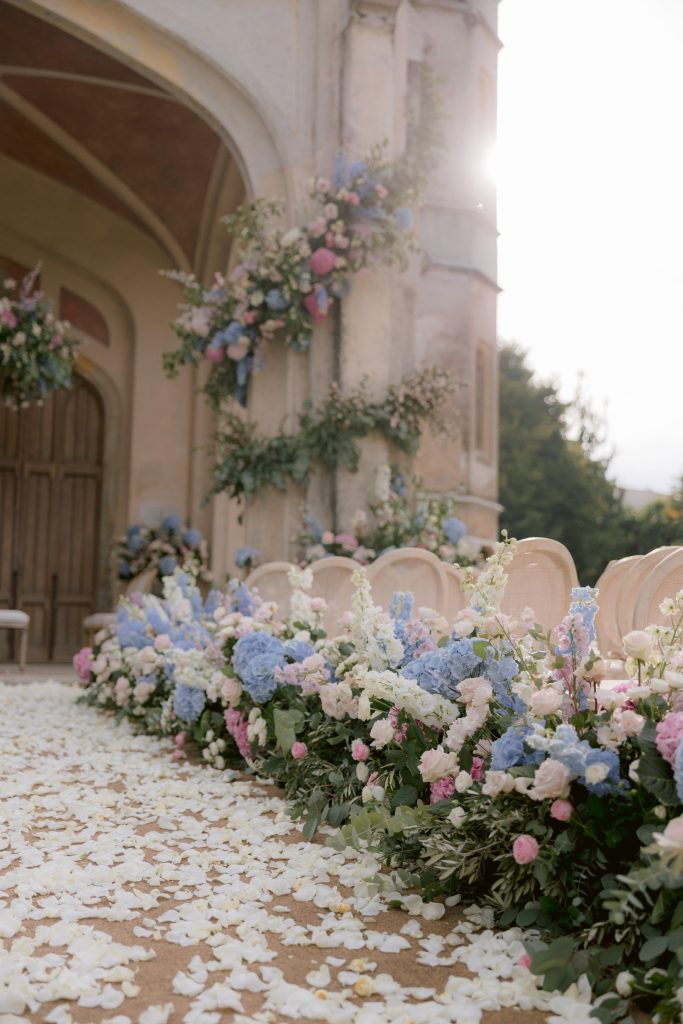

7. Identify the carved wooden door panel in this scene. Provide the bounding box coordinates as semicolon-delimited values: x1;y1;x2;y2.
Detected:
0;376;104;662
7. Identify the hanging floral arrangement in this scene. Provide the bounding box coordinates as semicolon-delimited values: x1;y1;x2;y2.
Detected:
112;515;212;592
162;65;441;409
162;152;418;408
0;267;78;410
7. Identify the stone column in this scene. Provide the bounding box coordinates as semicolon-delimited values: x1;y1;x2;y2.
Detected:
412;0;502;541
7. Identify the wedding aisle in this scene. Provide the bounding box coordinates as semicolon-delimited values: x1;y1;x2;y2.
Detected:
1;682;598;1024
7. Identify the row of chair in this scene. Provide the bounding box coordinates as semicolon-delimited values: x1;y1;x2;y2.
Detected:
246;541;683;658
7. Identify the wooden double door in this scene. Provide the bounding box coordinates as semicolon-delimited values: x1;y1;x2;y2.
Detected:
0;376;104;662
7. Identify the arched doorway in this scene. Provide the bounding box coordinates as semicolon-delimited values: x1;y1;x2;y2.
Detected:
0;375;104;662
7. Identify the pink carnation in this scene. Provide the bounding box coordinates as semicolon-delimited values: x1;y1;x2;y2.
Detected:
224;708;251;760
429;775;456;803
72;646;93;683
656;712;683;766
512;834;539;865
291;741;308;760
309;247;337;276
471;756;485;782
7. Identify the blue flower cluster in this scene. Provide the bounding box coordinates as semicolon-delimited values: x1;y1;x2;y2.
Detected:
403;636;521;710
228;579;256;616
568;586;599;644
536;724;624;796
491;725;544;771
173;683;206;723
234;546;260;570
232;633;319;703
442;516;467;546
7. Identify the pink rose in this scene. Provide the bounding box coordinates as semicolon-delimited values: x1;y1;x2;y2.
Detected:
351;739;370;762
550;799;574;822
419;745;458;783
517;954;532;969
309;247;337;276
154;634;171;651
291;741;308;760
321;531;335;545
512;834;539;864
175;732;186;748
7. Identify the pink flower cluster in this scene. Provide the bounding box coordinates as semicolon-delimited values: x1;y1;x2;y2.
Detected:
655;712;683;766
73;646;93;683
429;776;456;803
224;708;251;760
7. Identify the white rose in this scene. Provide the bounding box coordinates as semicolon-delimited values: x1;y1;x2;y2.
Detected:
618;709;645;737
615;972;634;997
357;692;372;721
419;745;459;783
454;771;473;793
481;770;516;798
584;762;610;785
369;717;395;749
448;806;466;828
622;630;653;661
528;687;564;717
529;758;571;800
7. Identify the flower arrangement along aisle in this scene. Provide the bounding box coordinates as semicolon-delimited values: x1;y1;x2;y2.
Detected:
76;542;683;1022
112;515;212;593
0;266;78;409
298;465;488;567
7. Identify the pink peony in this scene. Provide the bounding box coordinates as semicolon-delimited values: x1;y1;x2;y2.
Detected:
550;799;574;822
512;834;539;865
656;712;683;766
351;739;370;762
72;646;93;683
471;756;485;782
291;741;308;760
309;247;337;276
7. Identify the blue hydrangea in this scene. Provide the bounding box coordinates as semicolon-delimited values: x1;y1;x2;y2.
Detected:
127;524;142;542
116;608;151;649
158;556;178;576
146;606;171;635
240;651;285;703
162;514;182;531
173;683;206;723
203;590;222;617
404;639;482;698
395;207;412;230
128;533;145;553
234;546;260;569
304;514;323;543
265;288;289;311
483;652;523;713
442;516;467;545
490;726;543;771
228;579;255;616
119;561;132;579
182;528;202;547
544;724;588;776
233;633;285;681
283;640;316;663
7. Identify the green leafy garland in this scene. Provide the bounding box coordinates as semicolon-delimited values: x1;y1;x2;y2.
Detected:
207;368;453;503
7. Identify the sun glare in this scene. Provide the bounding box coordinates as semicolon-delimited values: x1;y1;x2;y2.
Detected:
483;145;497;184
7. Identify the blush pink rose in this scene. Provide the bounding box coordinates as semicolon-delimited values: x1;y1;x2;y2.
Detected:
291;741;308;760
517;954;532;969
309;247;337;276
351;739;370;762
550;799;574;822
512;834;539;865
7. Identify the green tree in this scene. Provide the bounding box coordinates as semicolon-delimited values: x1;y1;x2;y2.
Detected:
498;344;628;584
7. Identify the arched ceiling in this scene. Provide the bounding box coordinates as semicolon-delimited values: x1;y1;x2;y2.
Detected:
0;0;239;270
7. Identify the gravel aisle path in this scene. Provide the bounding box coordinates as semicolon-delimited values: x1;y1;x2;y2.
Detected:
0;682;597;1024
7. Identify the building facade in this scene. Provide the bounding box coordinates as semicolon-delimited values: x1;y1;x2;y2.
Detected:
0;0;500;660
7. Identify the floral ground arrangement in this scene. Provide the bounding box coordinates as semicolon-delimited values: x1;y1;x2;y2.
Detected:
76;539;683;1023
1;682;591;1024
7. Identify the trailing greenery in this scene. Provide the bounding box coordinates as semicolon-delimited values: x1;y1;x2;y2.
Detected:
207;367;454;503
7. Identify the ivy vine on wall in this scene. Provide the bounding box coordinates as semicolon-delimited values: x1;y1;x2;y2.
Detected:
206;368;454;504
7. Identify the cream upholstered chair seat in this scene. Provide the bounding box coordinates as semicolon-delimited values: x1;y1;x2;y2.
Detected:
500;537;579;633
0;608;30;671
615;546;680;640
633;548;683;630
594;555;642;657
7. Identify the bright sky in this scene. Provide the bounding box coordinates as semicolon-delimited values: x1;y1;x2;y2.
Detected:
496;0;683;493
